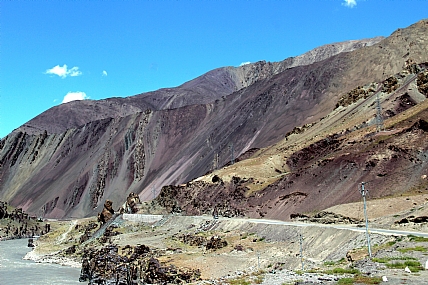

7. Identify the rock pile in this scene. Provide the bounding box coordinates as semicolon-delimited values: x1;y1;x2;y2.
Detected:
79;244;201;284
173;233;228;251
206;236;228;250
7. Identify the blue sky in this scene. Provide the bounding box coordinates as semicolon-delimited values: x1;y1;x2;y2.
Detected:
1;0;427;138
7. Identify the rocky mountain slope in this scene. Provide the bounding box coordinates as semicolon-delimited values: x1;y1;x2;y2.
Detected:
0;19;427;219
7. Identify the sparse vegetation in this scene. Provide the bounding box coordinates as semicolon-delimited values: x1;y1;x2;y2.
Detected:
227;277;251;285
254;275;264;284
398;246;427;253
338;277;354;285
323;261;337;266
323;258;346;266
408;235;428;242
323;267;360;275
226;271;266;285
338;275;382;284
385;260;423;272
372;256;417;263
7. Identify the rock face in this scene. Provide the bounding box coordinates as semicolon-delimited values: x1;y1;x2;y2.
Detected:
0;20;428;219
79;244;201;284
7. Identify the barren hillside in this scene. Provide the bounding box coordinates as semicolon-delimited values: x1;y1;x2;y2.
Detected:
0;19;427;220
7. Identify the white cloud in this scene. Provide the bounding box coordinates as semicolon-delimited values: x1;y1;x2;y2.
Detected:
239;62;251;66
68;66;82;77
343;0;357;8
45;64;82;78
102;70;108;76
62;91;89;103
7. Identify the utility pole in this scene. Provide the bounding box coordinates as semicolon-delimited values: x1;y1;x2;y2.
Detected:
360;182;372;258
299;233;304;271
375;93;384;132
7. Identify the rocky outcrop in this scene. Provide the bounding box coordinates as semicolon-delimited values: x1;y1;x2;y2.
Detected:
79;244;201;284
154;177;250;217
335;84;377;108
0;201;7;219
395;215;428;224
120;192;142;214
291;211;362;224
98;200;115;224
0;201;50;240
417;70;428;96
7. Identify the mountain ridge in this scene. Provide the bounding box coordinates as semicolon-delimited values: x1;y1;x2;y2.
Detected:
15;37;383;136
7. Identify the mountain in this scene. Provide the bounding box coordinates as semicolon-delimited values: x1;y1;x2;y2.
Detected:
0;19;427;219
16;37;382;135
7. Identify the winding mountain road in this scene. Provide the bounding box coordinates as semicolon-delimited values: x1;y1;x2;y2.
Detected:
187;215;428;238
